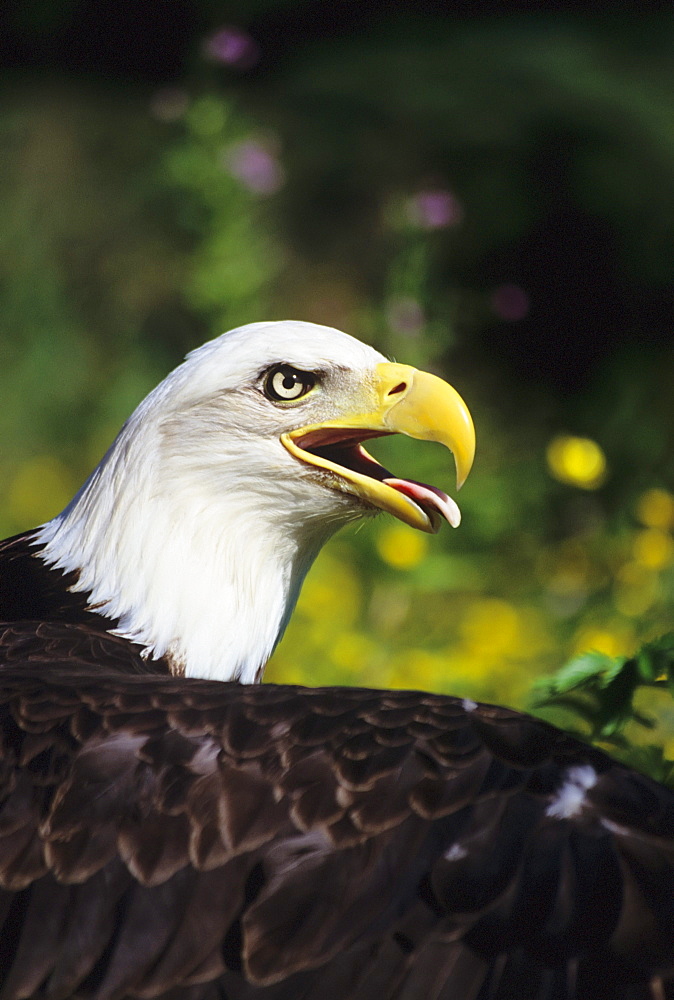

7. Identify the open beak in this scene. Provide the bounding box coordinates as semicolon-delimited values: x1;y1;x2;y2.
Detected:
280;363;476;533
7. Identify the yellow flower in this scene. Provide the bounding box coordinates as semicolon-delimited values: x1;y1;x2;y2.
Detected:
460;598;522;658
613;563;660;617
571;626;634;659
331;632;378;673
376;523;429;569
635;488;674;530
546;435;607;490
632;529;674;570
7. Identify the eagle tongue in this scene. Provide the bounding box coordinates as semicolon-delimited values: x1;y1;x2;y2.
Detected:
382;478;461;528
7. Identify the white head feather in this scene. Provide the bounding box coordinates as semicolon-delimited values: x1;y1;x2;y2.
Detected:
36;321;386;682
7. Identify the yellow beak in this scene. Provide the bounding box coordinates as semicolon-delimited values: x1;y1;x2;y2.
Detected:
281;363;475;533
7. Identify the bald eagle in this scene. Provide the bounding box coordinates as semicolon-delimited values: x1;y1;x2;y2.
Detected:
1;321;673;1000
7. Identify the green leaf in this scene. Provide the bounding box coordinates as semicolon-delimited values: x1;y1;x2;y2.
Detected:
543;651;624;695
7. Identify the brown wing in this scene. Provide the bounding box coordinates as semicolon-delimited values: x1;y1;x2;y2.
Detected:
0;530;94;624
0;664;673;1000
0;621;164;675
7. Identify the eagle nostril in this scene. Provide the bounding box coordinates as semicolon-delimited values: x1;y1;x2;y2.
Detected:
387;382;407;397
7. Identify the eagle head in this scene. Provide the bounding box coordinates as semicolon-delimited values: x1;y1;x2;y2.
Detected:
36;322;475;682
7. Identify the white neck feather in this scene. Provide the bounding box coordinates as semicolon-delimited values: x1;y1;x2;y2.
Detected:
36;433;340;682
33;324;371;681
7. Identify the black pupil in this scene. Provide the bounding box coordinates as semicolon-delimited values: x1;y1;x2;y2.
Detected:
265;365;313;401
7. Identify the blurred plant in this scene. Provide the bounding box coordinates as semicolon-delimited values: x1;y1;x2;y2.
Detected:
2;15;674;767
203;26;260;71
406;189;463;230
0;84;279;536
532;634;674;785
269;198;674;727
223;138;285;194
163;92;281;331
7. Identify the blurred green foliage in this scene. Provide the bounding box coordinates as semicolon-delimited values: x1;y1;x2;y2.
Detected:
534;634;674;785
2;11;674;776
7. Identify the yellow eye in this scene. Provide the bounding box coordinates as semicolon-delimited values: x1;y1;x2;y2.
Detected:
263;365;316;402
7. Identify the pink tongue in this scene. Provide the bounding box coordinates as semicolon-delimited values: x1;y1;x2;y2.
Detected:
383;479;461;528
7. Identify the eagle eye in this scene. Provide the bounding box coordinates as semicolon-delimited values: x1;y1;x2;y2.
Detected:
263;365;316;403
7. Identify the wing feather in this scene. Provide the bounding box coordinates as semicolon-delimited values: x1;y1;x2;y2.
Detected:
0;654;673;998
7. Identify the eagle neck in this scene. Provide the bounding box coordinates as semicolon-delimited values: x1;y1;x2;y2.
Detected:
33;414;335;683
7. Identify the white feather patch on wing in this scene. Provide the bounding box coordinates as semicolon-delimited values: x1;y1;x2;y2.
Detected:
545;764;598;820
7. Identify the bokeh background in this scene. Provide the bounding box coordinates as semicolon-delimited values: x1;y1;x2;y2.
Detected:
2;2;674;746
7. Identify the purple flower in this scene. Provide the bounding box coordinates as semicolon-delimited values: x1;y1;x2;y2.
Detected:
407;189;462;229
203;27;259;70
223;140;285;195
491;284;530;322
